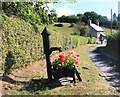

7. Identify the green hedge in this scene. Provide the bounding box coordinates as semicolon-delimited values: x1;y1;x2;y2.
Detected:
2;14;89;76
105;31;120;59
2;14;44;75
87;37;97;44
118;21;120;30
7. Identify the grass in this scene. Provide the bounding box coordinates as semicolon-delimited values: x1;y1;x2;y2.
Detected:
102;27;118;35
50;22;77;35
7;44;118;95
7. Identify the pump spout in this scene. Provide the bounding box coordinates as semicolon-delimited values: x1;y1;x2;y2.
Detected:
48;47;62;55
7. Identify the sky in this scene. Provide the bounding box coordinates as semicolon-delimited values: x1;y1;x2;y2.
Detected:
48;0;120;19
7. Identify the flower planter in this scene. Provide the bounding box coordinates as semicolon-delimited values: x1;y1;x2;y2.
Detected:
51;50;82;83
51;67;76;83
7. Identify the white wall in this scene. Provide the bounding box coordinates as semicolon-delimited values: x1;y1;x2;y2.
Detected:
89;27;97;38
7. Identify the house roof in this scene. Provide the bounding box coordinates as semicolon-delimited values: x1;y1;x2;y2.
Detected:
100;32;106;36
90;24;104;32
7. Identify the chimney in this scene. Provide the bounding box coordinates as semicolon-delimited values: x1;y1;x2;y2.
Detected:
96;21;99;26
88;19;92;25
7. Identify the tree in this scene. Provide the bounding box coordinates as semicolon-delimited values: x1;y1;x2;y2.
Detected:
113;13;117;20
90;11;98;23
77;13;83;22
118;14;120;30
77;13;83;18
82;11;98;24
2;2;58;25
98;15;109;26
48;9;58;24
82;12;91;24
58;15;78;23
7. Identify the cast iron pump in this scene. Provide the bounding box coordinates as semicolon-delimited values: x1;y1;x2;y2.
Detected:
41;27;62;80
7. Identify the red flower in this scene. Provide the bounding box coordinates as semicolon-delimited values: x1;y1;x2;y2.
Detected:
65;56;68;58
74;60;79;65
59;58;65;62
68;52;71;54
76;54;80;57
59;54;64;58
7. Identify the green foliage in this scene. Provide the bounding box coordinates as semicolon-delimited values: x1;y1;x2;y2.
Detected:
79;26;89;36
87;37;96;44
77;13;83;19
98;15;110;27
2;14;89;75
58;15;79;23
2;2;57;25
82;11;98;24
112;20;117;29
105;31;120;58
118;21;120;30
87;37;92;44
3;51;15;76
2;14;44;75
72;26;89;36
91;37;97;44
72;29;80;36
81;11;114;29
69;23;75;27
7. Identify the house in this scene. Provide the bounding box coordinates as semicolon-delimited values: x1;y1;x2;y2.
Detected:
87;19;106;44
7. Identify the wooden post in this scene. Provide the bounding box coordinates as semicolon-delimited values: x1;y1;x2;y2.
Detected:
111;9;113;32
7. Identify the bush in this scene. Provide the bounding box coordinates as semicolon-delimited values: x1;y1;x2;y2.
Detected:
80;27;88;36
69;23;75;27
54;23;63;27
117;21;120;30
72;29;80;36
87;37;92;44
105;31;120;58
92;37;97;44
87;37;97;44
72;26;89;36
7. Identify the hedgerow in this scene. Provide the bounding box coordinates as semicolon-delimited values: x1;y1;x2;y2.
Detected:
2;14;89;76
105;31;120;59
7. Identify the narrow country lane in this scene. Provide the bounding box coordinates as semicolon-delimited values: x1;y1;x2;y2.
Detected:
88;44;120;95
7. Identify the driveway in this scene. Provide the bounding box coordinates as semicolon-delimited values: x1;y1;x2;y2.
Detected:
88;44;120;95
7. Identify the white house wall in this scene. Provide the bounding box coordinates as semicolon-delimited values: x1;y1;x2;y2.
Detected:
97;32;101;40
89;27;97;38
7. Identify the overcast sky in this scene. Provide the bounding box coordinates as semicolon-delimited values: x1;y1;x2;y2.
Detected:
49;0;120;19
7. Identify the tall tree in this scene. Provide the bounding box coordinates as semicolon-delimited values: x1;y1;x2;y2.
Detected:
82;11;98;24
98;15;109;26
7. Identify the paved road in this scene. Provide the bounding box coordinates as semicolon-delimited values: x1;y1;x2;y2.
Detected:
88;44;120;95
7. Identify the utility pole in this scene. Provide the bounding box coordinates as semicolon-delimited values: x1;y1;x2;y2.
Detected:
111;9;112;32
